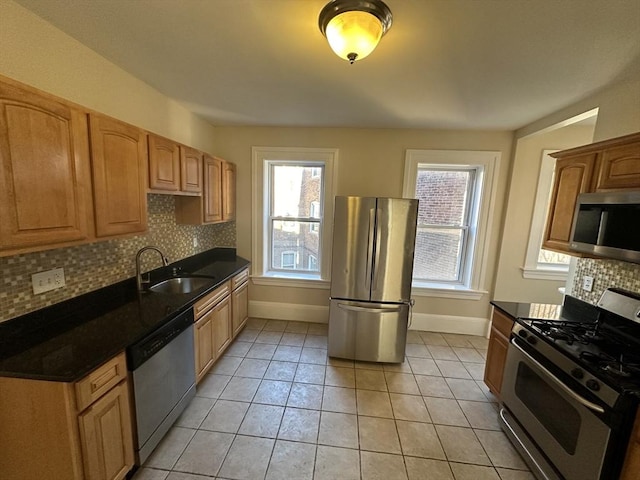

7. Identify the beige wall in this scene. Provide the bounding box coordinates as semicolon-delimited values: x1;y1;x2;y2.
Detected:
493;125;595;304
0;0;216;152
212;126;514;323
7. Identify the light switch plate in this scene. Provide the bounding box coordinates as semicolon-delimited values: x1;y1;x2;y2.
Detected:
32;268;66;295
582;275;594;292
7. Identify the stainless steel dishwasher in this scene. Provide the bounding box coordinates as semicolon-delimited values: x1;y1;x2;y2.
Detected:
127;308;195;464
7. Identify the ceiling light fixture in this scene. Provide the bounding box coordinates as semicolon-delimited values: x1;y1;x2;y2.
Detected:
318;0;393;64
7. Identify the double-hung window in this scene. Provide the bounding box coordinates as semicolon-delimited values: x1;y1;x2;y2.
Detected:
403;149;500;297
252;147;337;283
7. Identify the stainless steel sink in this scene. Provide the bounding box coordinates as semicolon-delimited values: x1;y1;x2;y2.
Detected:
148;276;215;294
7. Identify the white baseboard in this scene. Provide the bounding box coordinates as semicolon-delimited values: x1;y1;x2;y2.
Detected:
249;300;490;336
249;300;329;324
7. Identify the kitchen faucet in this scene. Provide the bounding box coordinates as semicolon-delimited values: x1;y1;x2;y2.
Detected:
135;246;170;291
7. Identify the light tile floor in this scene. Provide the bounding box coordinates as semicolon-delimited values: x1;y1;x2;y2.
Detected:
134;319;534;480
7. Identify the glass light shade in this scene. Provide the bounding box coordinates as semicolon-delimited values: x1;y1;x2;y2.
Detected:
325;10;383;63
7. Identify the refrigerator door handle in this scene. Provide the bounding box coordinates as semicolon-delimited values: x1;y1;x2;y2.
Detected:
365;207;376;291
372;207;382;291
337;302;403;314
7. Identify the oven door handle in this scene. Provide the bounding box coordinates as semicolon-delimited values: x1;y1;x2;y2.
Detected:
510;338;605;414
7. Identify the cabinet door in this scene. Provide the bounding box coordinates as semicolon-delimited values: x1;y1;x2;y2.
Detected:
180;146;203;194
543;153;596;253
0;80;92;251
148;134;180;191
483;309;514;399
222;161;236;221
204;155;223;223
232;281;249;338
89;114;148;237
78;382;134;480
195;312;214;384
595;140;640;191
212;296;232;359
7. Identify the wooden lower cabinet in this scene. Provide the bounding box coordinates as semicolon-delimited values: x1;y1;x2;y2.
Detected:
621;409;640;480
483;308;515;399
0;352;134;480
232;280;249;337
212;296;232;358
194;310;215;384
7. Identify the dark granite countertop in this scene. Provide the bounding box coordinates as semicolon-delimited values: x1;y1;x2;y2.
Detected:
0;248;250;382
491;296;598;324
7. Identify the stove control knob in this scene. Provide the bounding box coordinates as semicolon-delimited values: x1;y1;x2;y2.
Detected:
526;336;537;345
571;368;584;380
518;330;528;339
586;379;600;391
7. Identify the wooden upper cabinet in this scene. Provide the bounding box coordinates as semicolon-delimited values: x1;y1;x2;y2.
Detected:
89;114;148;237
148;133;180;192
543;153;596;253
181;146;203;194
0;79;93;252
222;161;237;221
544;132;640;255
204;155;223;223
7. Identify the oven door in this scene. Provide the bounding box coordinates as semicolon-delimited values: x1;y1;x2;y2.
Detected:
500;338;611;480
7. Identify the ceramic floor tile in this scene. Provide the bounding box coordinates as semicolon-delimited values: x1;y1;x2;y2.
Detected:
175;396;215;429
255;330;283;344
442;334;474;348
477;379;499;402
144;426;196;469
166;472;212;480
287;382;324;409
196;373;231;399
435;360;472;379
360;451;408;480
408;357;441;376
358;416;401;454
396;420;446;459
382;361;413;373
304;334;328;348
325;366;356;388
404;457;454;480
406;331;425;344
279;332;306;346
263;319;288;331
264;360;298;381
172;430;233;476
385;372;420;395
245;318;267;330
234;331;258;344
314;445;360;480
322;386;357;413
273;345;302;362
458;400;500;430
218;376;261;402
318;411;359;448
475;429;529;470
284;321;310;333
427;345;459;361
389;393;431;422
218;435;274;480
266;440;316;480
238;403;284;438
468;336;490;349
253;379;292;406
300;347;328;365
277;406;320;443
435;425;491;465
245;342;277;360
210;355;243;375
495;468;536;480
200;399;250;433
463;361;486;380
234;358;270;378
356;389;393;418
307;323;328;335
453;347;485;363
415;375;454;398
355;369;388;391
327;357;355;368
446;378;489;401
294;363;326;384
132;468;169;480
419;332;448;346
424;396;469;427
449;463;500;480
405;343;431;358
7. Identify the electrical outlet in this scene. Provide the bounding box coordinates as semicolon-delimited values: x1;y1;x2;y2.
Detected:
193;237;199;248
32;267;66;295
582;275;594;292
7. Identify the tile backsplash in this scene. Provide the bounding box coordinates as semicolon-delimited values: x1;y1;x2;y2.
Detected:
0;194;236;323
570;257;640;304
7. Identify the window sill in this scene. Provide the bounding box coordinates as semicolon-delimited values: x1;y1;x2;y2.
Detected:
411;285;487;300
521;266;568;281
251;274;330;289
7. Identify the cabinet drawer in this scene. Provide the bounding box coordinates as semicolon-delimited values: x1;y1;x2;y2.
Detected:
491;308;515;338
194;281;230;318
75;352;127;412
231;268;249;290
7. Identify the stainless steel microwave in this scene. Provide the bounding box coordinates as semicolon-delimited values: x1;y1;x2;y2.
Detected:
570;191;640;264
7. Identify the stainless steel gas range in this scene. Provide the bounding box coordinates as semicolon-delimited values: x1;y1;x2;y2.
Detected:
499;289;640;480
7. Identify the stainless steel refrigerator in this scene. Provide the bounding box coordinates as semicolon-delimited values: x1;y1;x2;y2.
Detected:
328;196;418;363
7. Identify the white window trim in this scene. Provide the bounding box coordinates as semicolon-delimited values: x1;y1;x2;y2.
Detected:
403;149;500;300
252;146;338;286
522;149;569;280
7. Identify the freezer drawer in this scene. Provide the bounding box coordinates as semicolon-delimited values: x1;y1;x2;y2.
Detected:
328;299;409;363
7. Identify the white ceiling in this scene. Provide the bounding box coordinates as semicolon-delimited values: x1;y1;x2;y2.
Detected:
14;0;640;130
